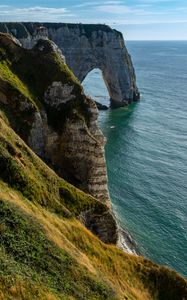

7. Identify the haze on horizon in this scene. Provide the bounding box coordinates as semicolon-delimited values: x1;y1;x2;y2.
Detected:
0;0;187;40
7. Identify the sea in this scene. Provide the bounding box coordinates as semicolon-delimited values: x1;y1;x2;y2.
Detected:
82;41;187;278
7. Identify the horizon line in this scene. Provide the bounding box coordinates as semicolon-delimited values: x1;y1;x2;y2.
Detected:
126;39;187;41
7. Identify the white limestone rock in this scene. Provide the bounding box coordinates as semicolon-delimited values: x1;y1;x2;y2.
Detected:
45;82;75;107
3;22;139;107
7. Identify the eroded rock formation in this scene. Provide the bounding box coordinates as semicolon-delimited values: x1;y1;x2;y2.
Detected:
0;22;140;107
0;33;110;205
0;33;116;243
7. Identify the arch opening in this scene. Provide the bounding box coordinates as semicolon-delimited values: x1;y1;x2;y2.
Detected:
82;68;110;109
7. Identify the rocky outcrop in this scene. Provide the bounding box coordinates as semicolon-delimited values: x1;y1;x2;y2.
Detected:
0;22;140;107
35;92;110;204
0;33;110;206
95;101;108;110
81;207;118;244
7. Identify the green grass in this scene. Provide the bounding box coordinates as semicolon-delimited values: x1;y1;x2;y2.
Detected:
12;39;82;100
0;200;115;300
0;116;107;218
0;33;187;300
0;34;38;137
11;39;93;130
0;61;36;106
0;33;92;134
0;107;186;300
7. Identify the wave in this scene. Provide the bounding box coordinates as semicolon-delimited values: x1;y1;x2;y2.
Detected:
117;225;140;255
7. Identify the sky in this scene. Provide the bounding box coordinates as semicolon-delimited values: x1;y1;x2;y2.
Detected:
0;0;187;40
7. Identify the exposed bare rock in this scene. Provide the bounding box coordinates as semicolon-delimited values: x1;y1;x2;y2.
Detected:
28;112;45;157
95;101;108;110
55;107;110;204
28;92;110;205
45;82;76;106
81;207;118;244
1;22;140;107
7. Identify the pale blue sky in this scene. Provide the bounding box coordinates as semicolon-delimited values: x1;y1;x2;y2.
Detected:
0;0;187;40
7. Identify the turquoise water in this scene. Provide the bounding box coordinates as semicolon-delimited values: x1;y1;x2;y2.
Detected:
82;41;187;278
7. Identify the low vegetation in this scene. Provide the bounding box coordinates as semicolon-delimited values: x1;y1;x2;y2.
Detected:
0;33;186;299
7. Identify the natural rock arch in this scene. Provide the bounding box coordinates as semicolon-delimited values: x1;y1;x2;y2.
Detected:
0;22;140;107
46;23;140;107
82;68;110;106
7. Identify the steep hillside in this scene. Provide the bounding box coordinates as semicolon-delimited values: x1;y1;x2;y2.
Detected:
0;33;187;300
0;112;187;300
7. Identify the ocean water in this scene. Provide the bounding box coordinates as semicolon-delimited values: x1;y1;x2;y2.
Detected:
82;41;187;278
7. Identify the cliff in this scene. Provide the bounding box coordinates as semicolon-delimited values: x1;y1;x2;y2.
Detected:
0;33;110;203
1;116;186;300
0;22;140;107
0;33;187;300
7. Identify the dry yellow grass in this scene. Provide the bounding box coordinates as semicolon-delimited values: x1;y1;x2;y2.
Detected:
0;111;186;299
0;277;61;300
1;183;185;300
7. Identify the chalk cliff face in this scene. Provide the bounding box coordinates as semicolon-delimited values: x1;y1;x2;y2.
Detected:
0;34;110;208
0;22;140;107
31;89;110;204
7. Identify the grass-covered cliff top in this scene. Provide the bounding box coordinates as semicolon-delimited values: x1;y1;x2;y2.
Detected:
0;32;81;99
0;33;91;134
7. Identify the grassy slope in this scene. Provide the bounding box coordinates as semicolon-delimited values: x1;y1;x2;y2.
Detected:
0;33;187;300
0;103;187;300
